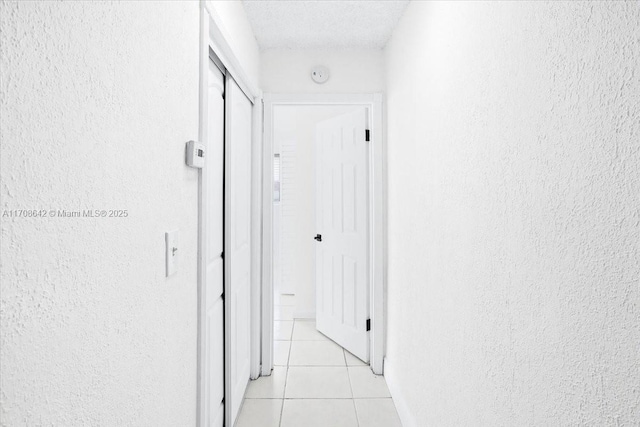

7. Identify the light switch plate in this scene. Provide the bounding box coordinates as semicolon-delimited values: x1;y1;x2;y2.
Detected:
165;230;178;277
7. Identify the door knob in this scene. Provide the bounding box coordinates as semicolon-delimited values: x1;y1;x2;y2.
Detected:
314;234;322;242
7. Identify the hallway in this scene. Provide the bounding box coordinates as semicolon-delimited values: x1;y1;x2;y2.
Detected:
235;296;401;427
2;1;639;426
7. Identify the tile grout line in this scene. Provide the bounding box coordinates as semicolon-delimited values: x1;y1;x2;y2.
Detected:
345;352;361;427
286;319;294;366
278;385;285;427
279;318;295;427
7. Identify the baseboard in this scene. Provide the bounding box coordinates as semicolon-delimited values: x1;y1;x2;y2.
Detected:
292;310;315;319
384;357;416;427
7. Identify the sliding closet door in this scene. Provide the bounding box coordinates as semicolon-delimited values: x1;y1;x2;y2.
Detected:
224;73;252;426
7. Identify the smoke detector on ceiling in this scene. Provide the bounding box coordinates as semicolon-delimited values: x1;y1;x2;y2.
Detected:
311;66;330;84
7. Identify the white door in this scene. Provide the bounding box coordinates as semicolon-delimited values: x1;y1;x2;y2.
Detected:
314;108;370;362
224;74;252;426
203;59;225;427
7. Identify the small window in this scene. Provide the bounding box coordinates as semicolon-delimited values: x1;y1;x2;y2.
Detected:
273;154;281;202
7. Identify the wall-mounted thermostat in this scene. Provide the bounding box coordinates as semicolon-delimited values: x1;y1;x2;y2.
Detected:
311;66;330;84
186;140;205;168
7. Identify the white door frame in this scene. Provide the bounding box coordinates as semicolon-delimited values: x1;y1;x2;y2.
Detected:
262;93;385;375
198;3;262;426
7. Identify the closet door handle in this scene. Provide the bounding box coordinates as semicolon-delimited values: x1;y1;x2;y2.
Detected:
314;234;322;242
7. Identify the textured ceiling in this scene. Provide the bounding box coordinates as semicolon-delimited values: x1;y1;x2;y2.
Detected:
242;0;410;50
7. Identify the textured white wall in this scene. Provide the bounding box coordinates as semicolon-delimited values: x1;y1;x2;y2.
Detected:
261;49;384;93
0;2;200;425
384;1;640;426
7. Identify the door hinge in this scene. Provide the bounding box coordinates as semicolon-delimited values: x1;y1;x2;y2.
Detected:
365;129;370;142
366;319;371;331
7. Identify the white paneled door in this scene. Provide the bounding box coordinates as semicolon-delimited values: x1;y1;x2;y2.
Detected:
203;59;225;427
224;74;252;426
314;108;370;363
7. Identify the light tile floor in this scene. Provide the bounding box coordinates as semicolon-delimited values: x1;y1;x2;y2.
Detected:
235;302;402;427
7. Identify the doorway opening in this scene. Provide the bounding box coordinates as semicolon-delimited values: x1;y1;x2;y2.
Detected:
262;94;385;376
272;105;370;367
